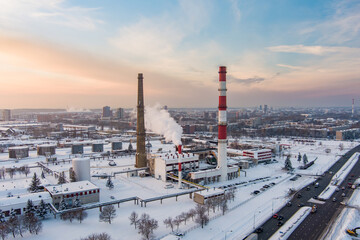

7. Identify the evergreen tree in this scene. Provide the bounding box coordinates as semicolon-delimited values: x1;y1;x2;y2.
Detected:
128;141;133;151
303;154;308;165
58;172;66;184
73;198;81;208
69;168;76;182
285;155;293;170
297;153;302;162
106;177;114;190
0;211;5;223
25;200;36;215
59;198;67;211
28;173;41;193
36;200;48;219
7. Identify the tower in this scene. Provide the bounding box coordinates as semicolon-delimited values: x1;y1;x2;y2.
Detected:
136;73;147;168
217;66;228;182
352;98;355;117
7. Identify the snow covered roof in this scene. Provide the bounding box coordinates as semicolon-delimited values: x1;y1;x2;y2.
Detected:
45;181;99;195
243;148;272;153
196;188;224;198
0;192;52;208
8;146;29;150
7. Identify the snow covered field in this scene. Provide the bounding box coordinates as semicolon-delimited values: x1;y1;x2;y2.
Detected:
0;138;356;240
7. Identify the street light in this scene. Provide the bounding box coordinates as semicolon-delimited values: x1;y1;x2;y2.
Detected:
253;210;261;230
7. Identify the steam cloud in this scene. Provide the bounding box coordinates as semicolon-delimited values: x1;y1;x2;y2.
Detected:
145;104;182;145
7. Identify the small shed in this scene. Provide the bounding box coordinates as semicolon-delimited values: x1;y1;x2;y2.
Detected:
8;146;29;159
72;144;84;154
193;188;225;205
92;143;104;153
37;144;56;156
111;141;122;151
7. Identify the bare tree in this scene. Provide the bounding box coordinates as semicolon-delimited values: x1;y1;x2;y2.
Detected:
61;211;76;223
23;165;30;177
195;204;209;228
137;213;158;240
188;209;196;221
180;212;190;225
69;167;76;182
81;232;111;240
0;222;8;240
7;214;20;238
76;209;88;223
205;199;212;215
163;217;174;232
220;199;228;215
23;212;42;235
99;205;116;224
129;211;139;229
339;143;344;151
173;215;182;231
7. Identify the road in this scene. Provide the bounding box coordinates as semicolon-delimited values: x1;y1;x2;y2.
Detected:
256;144;360;240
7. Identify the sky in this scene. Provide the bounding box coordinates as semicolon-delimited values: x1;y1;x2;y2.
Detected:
0;0;359;109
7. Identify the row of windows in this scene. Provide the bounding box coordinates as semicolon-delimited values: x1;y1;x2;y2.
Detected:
64;189;99;198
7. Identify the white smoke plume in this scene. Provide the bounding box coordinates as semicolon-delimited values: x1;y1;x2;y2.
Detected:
145;104;182;145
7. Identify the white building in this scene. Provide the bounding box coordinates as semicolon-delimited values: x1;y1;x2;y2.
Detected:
242;149;272;164
45;181;99;209
0;192;52;216
153;153;199;181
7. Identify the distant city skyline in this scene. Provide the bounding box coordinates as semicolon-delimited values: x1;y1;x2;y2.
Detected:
0;0;359;108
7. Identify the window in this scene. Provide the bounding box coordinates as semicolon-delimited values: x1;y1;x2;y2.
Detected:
71;194;74;197
80;192;83;196
85;192;87;195
97;189;100;193
66;195;69;198
76;193;79;196
93;190;96;193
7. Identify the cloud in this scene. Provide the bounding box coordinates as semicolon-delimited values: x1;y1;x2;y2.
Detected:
230;0;241;22
277;64;304;70
0;0;103;31
228;75;265;85
267;45;341;55
300;0;360;44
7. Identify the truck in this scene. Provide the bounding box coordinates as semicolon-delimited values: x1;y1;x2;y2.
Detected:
311;205;317;213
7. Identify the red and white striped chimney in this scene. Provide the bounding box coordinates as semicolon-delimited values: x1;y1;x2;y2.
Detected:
218;66;228;181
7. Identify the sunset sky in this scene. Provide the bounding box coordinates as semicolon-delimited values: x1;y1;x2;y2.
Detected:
0;0;359;109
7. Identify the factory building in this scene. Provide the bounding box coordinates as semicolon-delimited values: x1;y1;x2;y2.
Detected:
8;146;29;159
71;144;84;154
92;142;104;153
189;165;239;184
242;149;272;164
102;106;112;118
0;192;52;216
150;153;200;181
111;141;122;151
37;144;56;156
45;181;99;209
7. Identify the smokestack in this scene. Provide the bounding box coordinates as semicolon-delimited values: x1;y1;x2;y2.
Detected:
177;145;182;188
135;73;147;168
217;66;228;182
352;98;355;117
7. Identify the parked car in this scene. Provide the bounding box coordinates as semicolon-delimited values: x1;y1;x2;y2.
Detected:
164;184;174;189
273;214;279;219
298;203;304;207
277;221;283;226
278;215;284;220
332;197;337;202
297;193;302;198
253;190;260;195
287;202;292;207
306;186;310;191
255;227;263;233
108;161;116;166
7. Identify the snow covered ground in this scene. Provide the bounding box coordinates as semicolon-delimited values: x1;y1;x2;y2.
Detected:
0;138;355;240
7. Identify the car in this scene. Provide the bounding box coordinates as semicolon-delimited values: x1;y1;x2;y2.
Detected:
270;182;276;186
297;194;302;198
263;185;270;188
277;221;284;226
108;161;116;166
253;190;260;195
335;187;340;192
342;193;346;197
351;174;355;177
173;232;185;237
287;202;292;207
273;214;279;219
306;186;310;191
298;203;304;207
164;184;174;189
255;227;263;233
278;215;284;220
313;195;318;199
333;197;337;202
342;186;345;190
110;196;115;199
260;188;266;191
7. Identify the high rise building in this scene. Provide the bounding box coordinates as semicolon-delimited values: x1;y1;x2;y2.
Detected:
2;109;11;121
264;104;268;114
102;106;112;118
135;73;147;168
115;108;124;119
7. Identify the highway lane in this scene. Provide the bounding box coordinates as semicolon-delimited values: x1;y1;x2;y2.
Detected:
256;145;360;240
